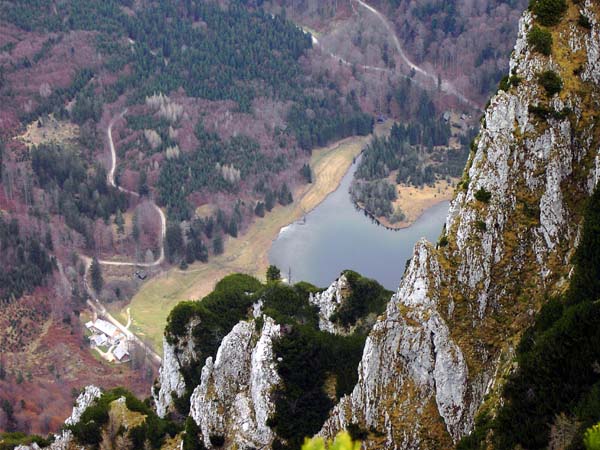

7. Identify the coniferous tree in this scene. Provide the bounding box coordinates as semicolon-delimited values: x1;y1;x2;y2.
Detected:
191;238;208;262
233;201;243;224
265;190;275;212
132;211;140;243
255;201;265;218
301;163;312;183
212;234;224;255
228;217;238;238
165;222;184;263
115;209;125;235
0;140;3;182
216;209;227;231
185;244;195;264
90;257;103;293
278;183;293;206
204;217;215;239
45;229;53;251
138;169;149;196
266;265;281;282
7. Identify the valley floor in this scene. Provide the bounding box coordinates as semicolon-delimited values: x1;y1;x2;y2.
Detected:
120;122;392;354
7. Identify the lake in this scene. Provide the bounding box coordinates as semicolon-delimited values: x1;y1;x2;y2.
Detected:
269;159;450;291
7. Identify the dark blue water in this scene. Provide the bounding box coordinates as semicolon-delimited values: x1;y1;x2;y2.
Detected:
269;160;449;291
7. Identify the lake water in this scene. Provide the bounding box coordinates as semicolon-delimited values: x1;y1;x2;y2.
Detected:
269;160;450;291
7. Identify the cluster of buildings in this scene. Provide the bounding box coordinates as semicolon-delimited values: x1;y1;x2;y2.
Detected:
85;318;131;363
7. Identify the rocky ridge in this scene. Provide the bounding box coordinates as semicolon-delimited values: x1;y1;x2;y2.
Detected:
154;336;187;418
319;2;600;448
151;274;365;449
89;3;600;449
154;318;200;418
188;317;282;449
15;386;102;450
308;274;349;334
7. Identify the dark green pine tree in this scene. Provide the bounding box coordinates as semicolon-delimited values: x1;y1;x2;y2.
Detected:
228;217;238;238
301;163;312;183
90;257;103;293
165;222;184;263
0;139;3;182
115;209;125;235
138;169;149;196
185;244;196;264
213;234;224;255
255;201;265;218
265;190;275;212
278;183;293;206
568;185;600;305
266;265;281;282
45;229;53;251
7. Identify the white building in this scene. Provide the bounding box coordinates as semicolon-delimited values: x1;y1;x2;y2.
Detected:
85;319;124;345
90;334;108;347
113;341;130;362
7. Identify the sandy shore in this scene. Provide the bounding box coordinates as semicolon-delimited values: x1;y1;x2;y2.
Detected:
375;178;457;230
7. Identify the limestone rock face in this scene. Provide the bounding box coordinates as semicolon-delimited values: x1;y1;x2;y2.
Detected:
321;242;468;448
189;317;282;449
66;385;103;426
583;0;600;84
17;386;104;450
321;4;600;448
154;318;199;418
308;274;349;333
154;336;187;418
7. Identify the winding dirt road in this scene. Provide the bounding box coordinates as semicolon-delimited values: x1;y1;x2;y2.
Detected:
105;110;166;267
354;0;480;109
81;110;169;364
311;0;481;110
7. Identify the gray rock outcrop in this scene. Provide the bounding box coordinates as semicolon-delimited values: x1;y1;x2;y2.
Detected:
320;5;600;447
189;317;282;449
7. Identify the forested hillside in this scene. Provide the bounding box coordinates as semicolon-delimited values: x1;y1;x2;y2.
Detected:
267;0;527;103
0;0;379;434
387;0;527;97
0;215;54;304
350;81;477;223
0;0;374;265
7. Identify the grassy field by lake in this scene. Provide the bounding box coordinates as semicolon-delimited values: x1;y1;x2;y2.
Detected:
123;123;391;354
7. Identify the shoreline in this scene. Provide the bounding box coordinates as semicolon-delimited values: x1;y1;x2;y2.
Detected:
354;178;457;231
123;123;391;354
119;121;457;354
353;195;452;231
